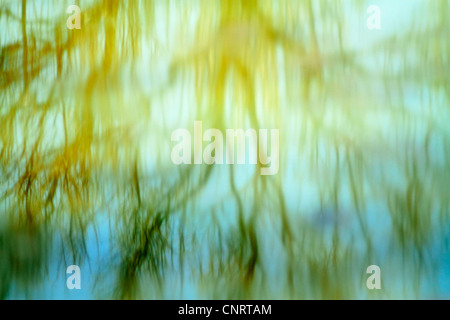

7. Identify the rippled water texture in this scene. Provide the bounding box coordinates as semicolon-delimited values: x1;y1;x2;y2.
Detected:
0;0;449;299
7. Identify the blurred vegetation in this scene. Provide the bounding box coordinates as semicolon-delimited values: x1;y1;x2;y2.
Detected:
0;0;449;299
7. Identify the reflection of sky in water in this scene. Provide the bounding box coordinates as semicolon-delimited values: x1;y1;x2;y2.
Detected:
1;0;449;299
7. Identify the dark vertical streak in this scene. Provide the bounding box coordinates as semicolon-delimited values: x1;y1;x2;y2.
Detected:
55;28;62;78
